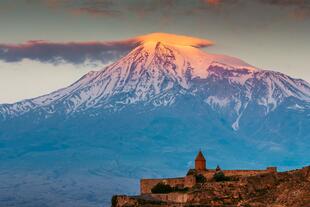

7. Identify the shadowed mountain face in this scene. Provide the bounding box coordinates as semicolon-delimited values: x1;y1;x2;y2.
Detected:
0;39;309;207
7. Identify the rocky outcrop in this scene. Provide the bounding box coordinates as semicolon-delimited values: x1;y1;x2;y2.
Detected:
112;166;310;207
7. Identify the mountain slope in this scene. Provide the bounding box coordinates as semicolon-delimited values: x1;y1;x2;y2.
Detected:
1;41;309;130
0;35;309;207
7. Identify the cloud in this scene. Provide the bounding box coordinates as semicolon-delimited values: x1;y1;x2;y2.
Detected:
0;39;139;64
70;7;120;17
43;0;120;17
136;33;214;48
259;0;310;19
21;0;310;20
291;6;310;20
42;0;232;19
259;0;309;7
200;0;310;20
68;0;120;17
0;33;213;65
203;0;222;6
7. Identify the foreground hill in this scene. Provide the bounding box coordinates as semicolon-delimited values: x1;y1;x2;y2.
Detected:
113;166;310;207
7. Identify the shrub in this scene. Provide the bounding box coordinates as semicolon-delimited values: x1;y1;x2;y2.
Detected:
111;195;117;207
151;183;190;194
213;171;230;182
196;174;206;183
151;182;173;194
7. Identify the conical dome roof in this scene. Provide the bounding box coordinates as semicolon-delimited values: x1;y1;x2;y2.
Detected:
195;150;206;161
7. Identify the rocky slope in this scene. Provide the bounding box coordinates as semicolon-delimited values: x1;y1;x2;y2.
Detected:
112;166;310;207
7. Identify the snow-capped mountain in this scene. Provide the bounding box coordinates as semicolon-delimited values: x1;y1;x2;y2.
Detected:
0;34;310;207
1;40;309;130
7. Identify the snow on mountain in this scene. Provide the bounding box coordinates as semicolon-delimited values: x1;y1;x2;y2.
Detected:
0;39;309;131
0;34;310;207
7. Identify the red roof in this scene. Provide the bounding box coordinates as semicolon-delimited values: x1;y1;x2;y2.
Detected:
195;151;206;161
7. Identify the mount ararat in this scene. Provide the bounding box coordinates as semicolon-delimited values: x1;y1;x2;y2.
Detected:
0;33;309;207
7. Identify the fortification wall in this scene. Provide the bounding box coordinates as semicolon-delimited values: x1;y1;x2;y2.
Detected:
140;177;185;194
184;175;196;188
149;192;189;203
223;167;277;176
201;167;277;179
140;167;277;194
224;170;268;176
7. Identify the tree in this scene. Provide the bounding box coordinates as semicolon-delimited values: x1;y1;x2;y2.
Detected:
213;171;230;182
196;174;207;183
151;182;173;194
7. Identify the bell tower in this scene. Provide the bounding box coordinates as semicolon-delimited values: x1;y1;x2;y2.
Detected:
195;150;206;171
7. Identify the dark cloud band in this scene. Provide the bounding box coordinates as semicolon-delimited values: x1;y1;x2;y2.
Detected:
0;40;139;64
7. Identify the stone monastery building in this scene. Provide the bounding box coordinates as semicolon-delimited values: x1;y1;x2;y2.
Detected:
140;150;277;194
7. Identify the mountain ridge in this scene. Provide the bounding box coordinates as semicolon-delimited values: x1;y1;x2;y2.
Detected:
0;34;309;207
1;40;309;131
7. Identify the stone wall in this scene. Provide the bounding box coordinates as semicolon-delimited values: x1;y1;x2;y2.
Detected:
149;193;189;203
140;167;277;194
201;167;277;179
140;177;185;194
184;175;195;188
223;169;269;176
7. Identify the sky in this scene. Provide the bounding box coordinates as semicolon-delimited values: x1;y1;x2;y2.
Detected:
0;0;309;103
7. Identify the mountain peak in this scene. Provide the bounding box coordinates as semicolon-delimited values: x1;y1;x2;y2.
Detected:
124;39;257;78
120;33;256;74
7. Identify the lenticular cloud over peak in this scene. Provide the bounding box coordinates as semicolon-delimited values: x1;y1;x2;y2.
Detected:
130;33;214;48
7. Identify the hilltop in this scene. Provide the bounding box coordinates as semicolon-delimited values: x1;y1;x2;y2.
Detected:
112;151;310;207
112;165;310;207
